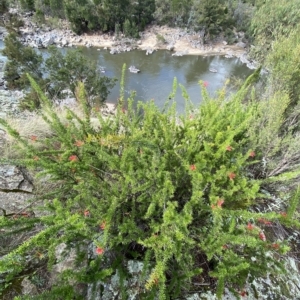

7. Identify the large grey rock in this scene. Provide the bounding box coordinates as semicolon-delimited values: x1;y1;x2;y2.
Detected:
166;44;174;51
0;165;33;193
49;242;87;296
61;39;68;47
21;277;38;296
87;259;152;300
236;41;247;48
41;35;54;48
0;60;5;72
0;26;8;40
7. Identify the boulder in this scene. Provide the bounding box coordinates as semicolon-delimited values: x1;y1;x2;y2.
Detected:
166;44;174;51
21;278;38;296
236;41;247;48
0;165;33;193
0;60;5;71
87;260;149;300
41;35;54;48
146;48;154;55
61;39;68;47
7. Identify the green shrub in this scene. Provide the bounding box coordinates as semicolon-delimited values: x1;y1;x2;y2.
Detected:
0;0;8;14
0;71;299;299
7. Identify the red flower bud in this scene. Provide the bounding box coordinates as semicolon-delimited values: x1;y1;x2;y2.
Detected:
259;231;266;241
217;198;224;208
280;212;287;218
246;222;254;230
190;164;196;171
271;243;280;249
100;221;106;230
30;135;38;142
228;172;236;180
69;155;78;162
203;81;209;88
249;151;256;157
96;247;104;255
74;140;84;147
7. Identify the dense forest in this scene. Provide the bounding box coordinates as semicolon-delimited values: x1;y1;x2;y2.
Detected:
2;0;259;39
1;0;300;299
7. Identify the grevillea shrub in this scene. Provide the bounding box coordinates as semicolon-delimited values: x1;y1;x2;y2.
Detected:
0;72;299;299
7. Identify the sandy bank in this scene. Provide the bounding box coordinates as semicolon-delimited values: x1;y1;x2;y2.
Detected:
73;25;246;58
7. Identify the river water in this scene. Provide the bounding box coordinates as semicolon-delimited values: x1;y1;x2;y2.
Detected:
0;40;252;111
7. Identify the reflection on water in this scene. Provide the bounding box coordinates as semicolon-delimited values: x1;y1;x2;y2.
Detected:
79;48;252;110
0;39;252;111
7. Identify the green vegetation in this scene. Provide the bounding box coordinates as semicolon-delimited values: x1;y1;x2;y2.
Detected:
1;33;117;110
1;0;300;298
0;68;300;298
0;0;8;14
30;0;155;35
2;0;257;41
250;0;300;61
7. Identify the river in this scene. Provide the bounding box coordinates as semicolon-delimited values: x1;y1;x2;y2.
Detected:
0;40;252;111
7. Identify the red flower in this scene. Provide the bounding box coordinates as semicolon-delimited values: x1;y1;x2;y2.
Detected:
280;212;287;218
249;151;256;158
21;212;30;218
74;140;84;147
228;172;236;180
239;290;247;297
258;218;272;225
190;164;196;171
217;198;224;208
84;210;90;217
203;81;209;88
226;145;233;151
271;243;280;249
259;231;266;241
69;155;78;162
246;222;254;230
96;247;104;255
30;135;38;142
100;221;106;230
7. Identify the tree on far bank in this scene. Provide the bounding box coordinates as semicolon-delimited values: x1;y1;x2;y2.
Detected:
2;32;43;89
2;33;117;110
195;0;234;40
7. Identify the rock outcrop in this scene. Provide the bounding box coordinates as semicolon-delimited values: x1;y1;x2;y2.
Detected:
0;164;34;193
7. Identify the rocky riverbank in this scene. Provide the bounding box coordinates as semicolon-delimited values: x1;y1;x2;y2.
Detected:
1;8;258;69
0;52;25;117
